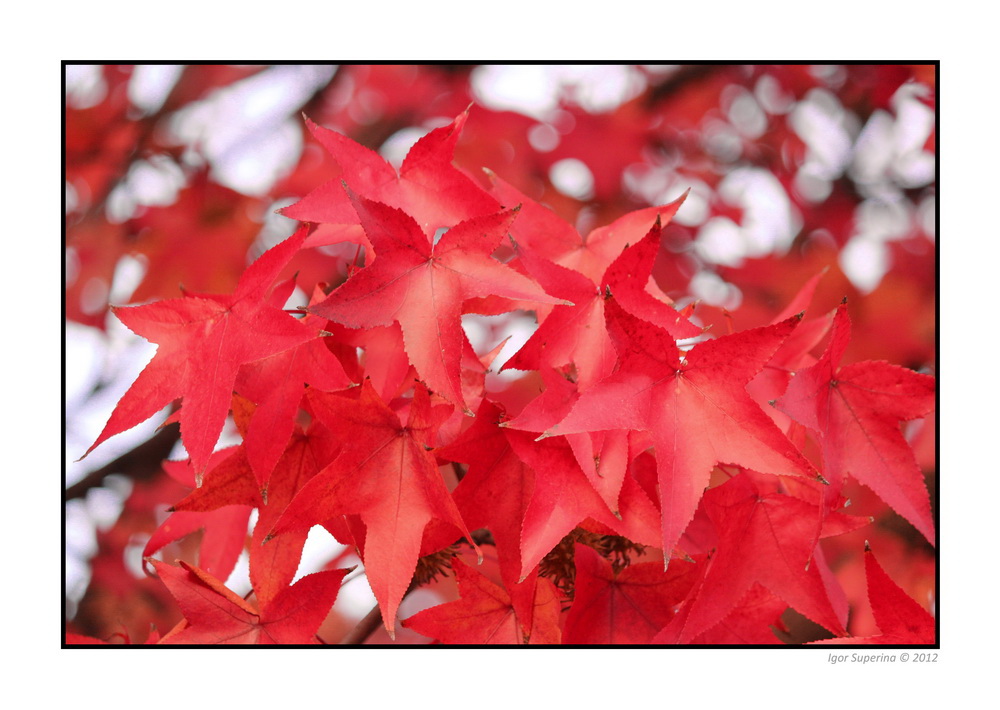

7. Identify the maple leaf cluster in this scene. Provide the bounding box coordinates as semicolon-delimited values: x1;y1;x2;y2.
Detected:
65;65;936;646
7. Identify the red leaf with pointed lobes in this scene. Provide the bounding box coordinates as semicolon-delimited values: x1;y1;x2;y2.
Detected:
152;559;347;645
171;419;342;607
144;505;251;584
486;170;584;265
563;544;699;644
688;583;789;645
282;110;500;244
489;171;690;284
402;558;561;644
546;298;820;561
655;470;868;643
307;189;565;411
502;252;617;390
267;380;477;634
505;426;662;581
582;196;688;281
777;303;936;545
439;398;660;597
249;424;344;606
811;544;935;645
745;269;833;432
323;320;413;402
234;284;354;487
502;218;704;513
599;209;701;340
504;199;699;391
145;449;253;582
435;398;538;622
503;367;631;516
166;445;260;513
82;226;320;475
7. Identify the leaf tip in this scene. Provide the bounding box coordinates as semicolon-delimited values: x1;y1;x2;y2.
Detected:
816;472;830;485
864;539;871;552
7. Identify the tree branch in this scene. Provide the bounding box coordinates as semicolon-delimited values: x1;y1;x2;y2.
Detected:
339;602;385;645
65;422;180;501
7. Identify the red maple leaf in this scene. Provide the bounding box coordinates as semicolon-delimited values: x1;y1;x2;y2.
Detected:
653;470;868;643
170;416;342;608
744;269;834;433
441;399;661;588
501;216;701;515
266;380;476;634
776;303;936;544
507;425;662;581
435;398;537;609
500;368;634;516
234;284;354;487
546;298;820;559
810;544;935;645
142;449;252;583
307;190;564;411
82;226;320;474
488;172;692;284
152;559;347;645
688;583;789;645
281;109;499;245
562;544;698;644
402;558;561;644
505;209;700;391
